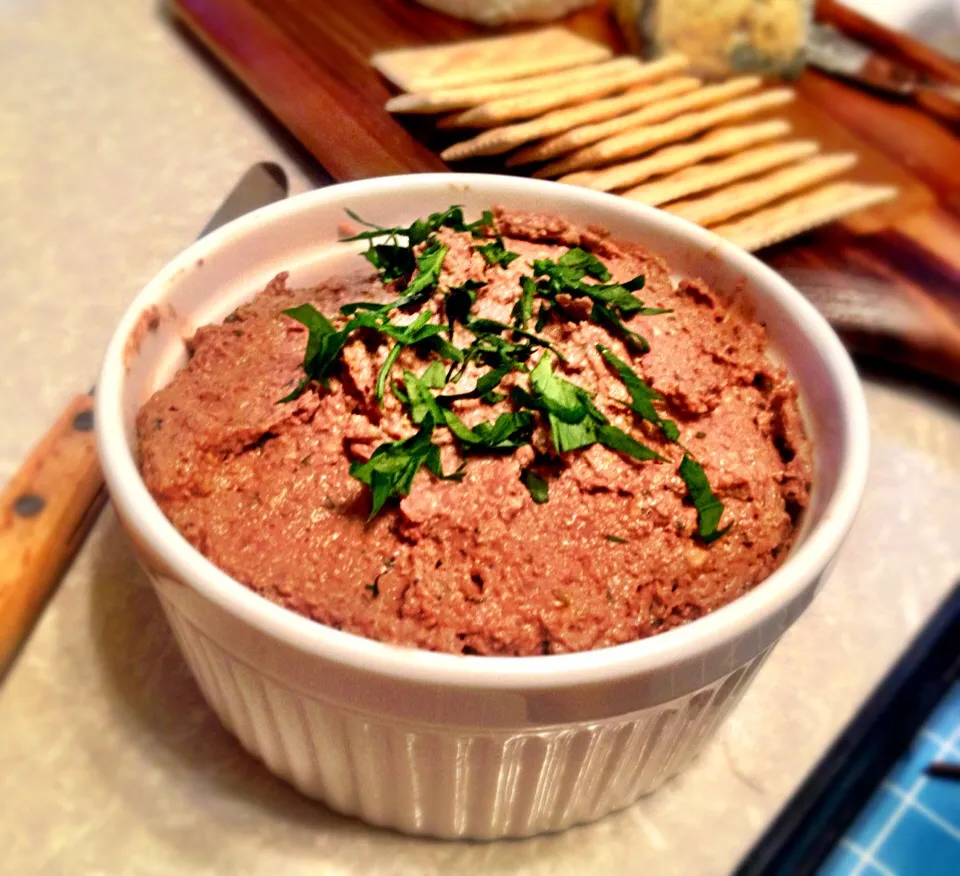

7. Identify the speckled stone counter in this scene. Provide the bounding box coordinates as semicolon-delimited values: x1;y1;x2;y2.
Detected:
2;3;959;875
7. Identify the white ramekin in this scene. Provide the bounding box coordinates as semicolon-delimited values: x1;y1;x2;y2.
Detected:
96;174;868;839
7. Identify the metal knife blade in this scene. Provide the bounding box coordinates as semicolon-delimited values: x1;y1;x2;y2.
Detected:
806;23;960;107
199;161;289;237
0;161;290;676
806;23;879;83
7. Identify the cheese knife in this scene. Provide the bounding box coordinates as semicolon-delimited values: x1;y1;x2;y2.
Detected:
806;23;960;125
0;161;290;675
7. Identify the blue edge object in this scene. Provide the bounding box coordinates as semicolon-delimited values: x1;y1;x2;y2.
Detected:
734;581;960;876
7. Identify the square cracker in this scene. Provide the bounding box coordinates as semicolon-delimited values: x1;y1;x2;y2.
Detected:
665;153;859;226
624;140;821;206
508;75;761;167
534;87;795;179
438;54;688;128
711;182;898;251
440;76;701;161
371;27;611;92
386;58;643;114
559;119;793;192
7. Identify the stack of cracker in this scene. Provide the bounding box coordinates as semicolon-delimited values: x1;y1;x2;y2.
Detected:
373;27;897;252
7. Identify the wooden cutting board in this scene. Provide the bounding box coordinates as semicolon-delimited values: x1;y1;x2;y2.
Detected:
170;0;960;378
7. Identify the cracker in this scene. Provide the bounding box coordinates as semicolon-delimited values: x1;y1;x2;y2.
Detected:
623;140;821;206
386;58;645;114
440;76;701;161
509;75;762;167
371;27;611;92
666;153;859;226
533;87;795;178
559;119;792;191
440;53;688;128
711;183;898;251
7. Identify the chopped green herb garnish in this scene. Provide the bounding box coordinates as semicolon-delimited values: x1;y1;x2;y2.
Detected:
401;369;445;426
597;344;679;441
558;247;611;281
596;424;664;462
349;414;461;518
590;302;650;354
463;209;495;238
391;239;448;310
369;310;446;403
343;205;478;246
283;206;727;539
530;250;650;317
420;360;448;389
466;317;563;357
678;455;729;543
444;410;533;450
446;279;485;335
474;236;520;268
279;303;353;399
526;355;661;461
520;469;549;504
512;276;537;330
361;243;415;283
340;235;447;314
441;361;513;401
529;353;593;423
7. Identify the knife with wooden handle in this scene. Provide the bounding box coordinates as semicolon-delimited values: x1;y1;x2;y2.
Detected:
806;23;960;126
0;161;290;675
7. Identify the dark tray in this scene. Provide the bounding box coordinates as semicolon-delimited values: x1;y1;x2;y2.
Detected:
735;580;960;875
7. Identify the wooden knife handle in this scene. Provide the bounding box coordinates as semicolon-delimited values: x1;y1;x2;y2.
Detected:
914;86;960;127
0;394;106;673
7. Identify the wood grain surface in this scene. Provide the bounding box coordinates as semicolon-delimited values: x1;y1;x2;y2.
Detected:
170;0;960;380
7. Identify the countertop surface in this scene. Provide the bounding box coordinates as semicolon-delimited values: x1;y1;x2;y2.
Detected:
2;2;960;875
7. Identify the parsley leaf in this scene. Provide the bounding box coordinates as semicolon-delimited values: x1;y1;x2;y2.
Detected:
527;354;607;452
340;239;448;315
520;469;549;504
420;360;448;389
530;249;665;338
530;354;590;423
596;424;664;462
440;361;513;401
604;534;627;543
343;206;475;244
280;304;353;399
462;209;495;238
402;370;444;425
444;410;533;450
446;279;485;336
550;415;600;453
360;244;415;283
474;236;520;268
590;303;650;354
597;344;679;441
368;310;447;402
466;317;563;358
524;355;661;461
558;247;611;281
391;239;448;310
512;276;537;330
678;455;729;543
349;414;460;519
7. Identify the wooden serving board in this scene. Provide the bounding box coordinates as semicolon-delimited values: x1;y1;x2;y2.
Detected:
169;0;960;372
